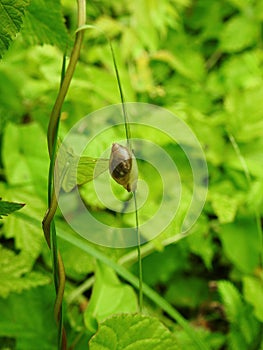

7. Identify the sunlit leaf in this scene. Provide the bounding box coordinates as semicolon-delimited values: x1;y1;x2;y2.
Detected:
218;218;260;273
0;0;30;59
210;193;239;223
0;286;57;349
89;313;178;349
57;143;109;192
2;122;49;199
220;15;259;53
0;183;45;264
218;280;260;347
22;0;69;51
77;157;109;186
84;262;138;333
0;246;50;298
243;276;263;322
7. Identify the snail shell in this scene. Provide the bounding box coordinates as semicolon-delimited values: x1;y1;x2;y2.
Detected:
109;143;138;192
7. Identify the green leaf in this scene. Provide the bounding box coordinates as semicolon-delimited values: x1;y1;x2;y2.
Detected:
136;244;189;287
89;313;178;350
91;15;123;38
218;280;261;348
172;325;225;350
165;276;209;309
210;193;239;223
227;0;252;11
84;262;138;332
0;198;24;219
218;280;243;323
220;51;262;91
22;0;69;51
128;1;158;51
187;216;215;269
224;137;263;179
58;229;210;350
0;0;30;59
77;156;109;187
42;220;95;281
0;245;50;298
0;69;25;133
84;66;125;104
218;218;260;273
247;180;263;213
57;144;109;192
0;183;45;265
243;275;263;322
156;49;205;81
220;15;259;53
0;286;57;350
2;122;49;199
224;87;263;143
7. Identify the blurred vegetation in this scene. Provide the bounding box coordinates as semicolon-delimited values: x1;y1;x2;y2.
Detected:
0;0;263;349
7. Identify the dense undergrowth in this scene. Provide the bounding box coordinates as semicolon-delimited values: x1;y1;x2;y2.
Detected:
0;0;263;349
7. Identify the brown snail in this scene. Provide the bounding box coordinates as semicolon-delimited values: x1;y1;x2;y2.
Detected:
109;143;138;192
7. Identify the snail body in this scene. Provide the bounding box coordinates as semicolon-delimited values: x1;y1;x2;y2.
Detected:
109;143;138;192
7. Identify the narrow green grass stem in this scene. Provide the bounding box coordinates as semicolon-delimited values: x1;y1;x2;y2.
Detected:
133;191;143;312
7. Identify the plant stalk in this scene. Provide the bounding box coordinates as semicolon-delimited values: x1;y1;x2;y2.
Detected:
42;1;86;349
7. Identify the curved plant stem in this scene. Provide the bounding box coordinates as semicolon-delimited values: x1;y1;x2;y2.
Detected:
42;1;86;349
47;1;86;156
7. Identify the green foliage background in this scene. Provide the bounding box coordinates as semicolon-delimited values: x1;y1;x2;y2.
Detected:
0;0;263;349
